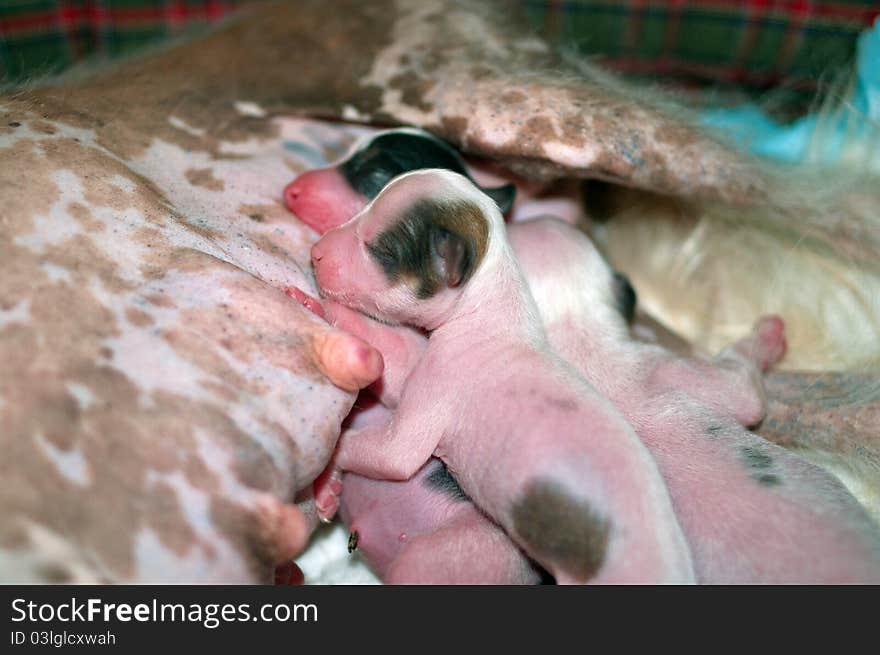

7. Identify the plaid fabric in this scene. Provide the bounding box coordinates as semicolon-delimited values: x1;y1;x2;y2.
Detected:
0;1;242;83
517;1;879;98
1;0;877;100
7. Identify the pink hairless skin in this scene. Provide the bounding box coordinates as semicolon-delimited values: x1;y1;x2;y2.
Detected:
285;287;541;583
310;169;696;584
299;172;880;582
288;140;880;581
508;218;880;582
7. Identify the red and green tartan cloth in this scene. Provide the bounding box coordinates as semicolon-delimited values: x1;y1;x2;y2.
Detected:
0;0;244;82
1;1;878;98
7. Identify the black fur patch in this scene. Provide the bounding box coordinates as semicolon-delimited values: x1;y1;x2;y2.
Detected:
367;198;488;298
611;272;637;323
511;479;611;581
347;531;359;553
423;461;469;502
339;131;515;213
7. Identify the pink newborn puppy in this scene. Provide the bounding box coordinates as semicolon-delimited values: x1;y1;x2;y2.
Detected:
511;217;880;583
311;169;695;584
320;300;540;583
339;398;541;584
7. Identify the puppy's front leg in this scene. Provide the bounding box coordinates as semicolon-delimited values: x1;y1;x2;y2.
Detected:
337;416;438;482
316;404;442;521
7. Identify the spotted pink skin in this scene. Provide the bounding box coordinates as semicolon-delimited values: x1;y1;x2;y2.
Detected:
0;102;392;584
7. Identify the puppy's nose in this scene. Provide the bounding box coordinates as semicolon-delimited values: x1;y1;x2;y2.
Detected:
283;177;303;209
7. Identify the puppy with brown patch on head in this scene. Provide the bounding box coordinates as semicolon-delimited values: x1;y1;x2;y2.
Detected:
311;169;695;584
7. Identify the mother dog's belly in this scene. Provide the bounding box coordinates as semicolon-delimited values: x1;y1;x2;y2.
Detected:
0;107;371;582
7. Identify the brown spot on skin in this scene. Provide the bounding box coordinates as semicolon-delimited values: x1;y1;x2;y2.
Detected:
147;481;201;556
237;203;287;224
0;528;29;549
500;90;527;105
388;71;436;113
8;121;21;128
125;307;154;327
247;232;296;261
185;167;225;192
0;139;61;237
210;497;276;581
30;120;57;135
37;564;73;583
468;64;496;80
145;293;175;308
434;116;470;143
512;479;611;581
546;396;578;412
67;202;105;232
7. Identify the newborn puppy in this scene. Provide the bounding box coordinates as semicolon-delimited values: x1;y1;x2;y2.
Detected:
289;290;540;584
285;128;516;234
311;169;695;584
287;131;573;583
339;398;541;584
510;217;880;583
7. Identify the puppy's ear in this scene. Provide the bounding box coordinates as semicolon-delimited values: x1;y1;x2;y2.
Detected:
430;228;471;288
484;183;516;215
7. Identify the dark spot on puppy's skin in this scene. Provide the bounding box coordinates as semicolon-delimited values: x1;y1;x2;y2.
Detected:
545;396;578;412
348;531;359;553
512;479;611;581
339;131;515;213
8;121;21;128
611;272;637;323
423;461;469;502
367;198;489;298
739;447;783;487
740;446;773;470
706;425;724;437
756;473;782;487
